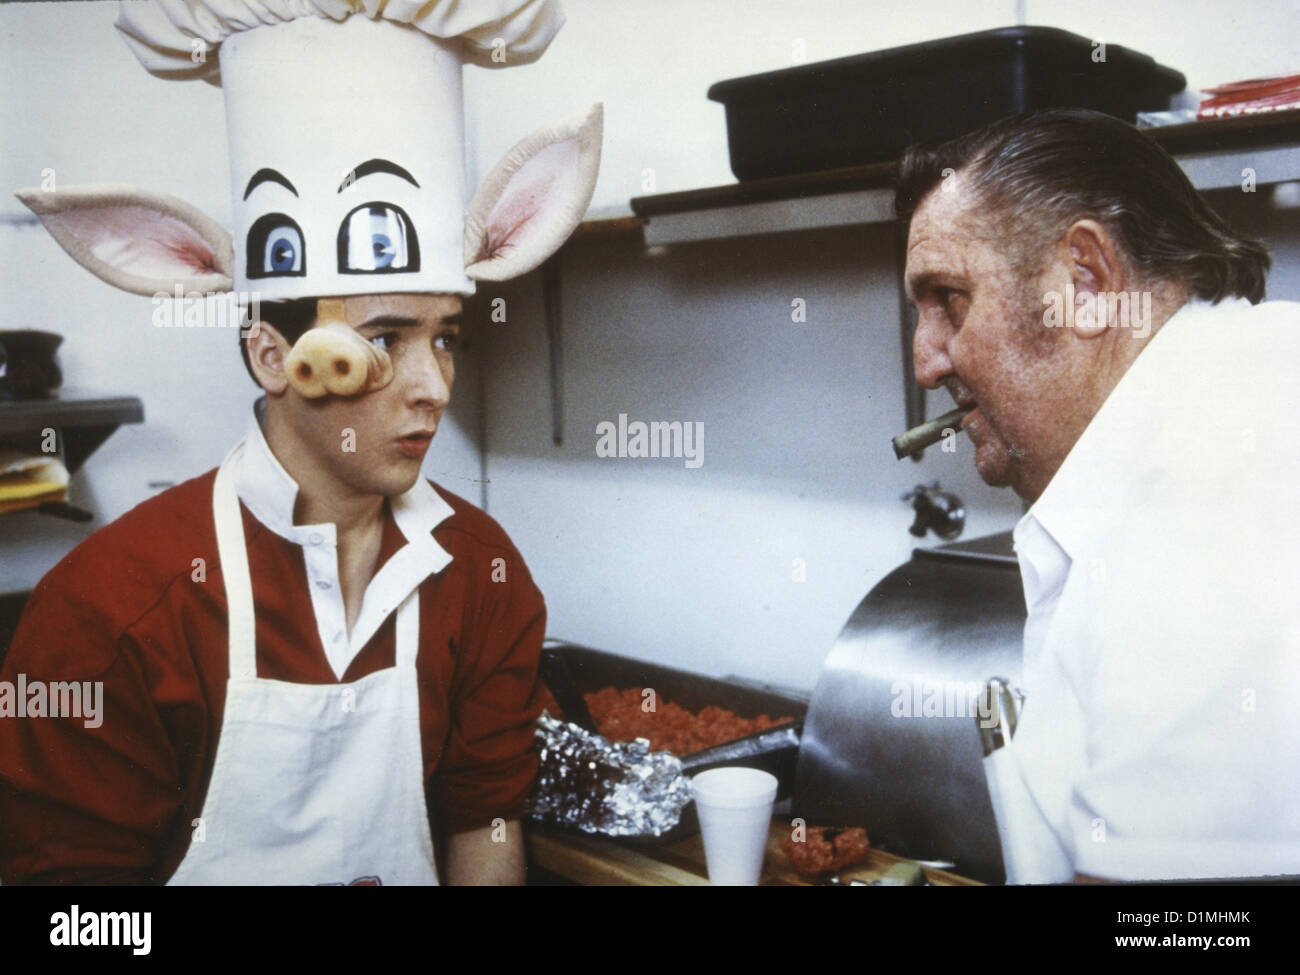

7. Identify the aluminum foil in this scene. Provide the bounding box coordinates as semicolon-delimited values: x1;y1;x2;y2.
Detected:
527;712;694;837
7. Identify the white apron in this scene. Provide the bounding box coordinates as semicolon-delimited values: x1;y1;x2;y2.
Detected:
979;678;1071;884
168;450;439;885
983;742;1071;884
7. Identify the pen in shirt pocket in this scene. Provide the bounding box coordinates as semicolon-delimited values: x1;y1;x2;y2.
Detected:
978;676;1024;756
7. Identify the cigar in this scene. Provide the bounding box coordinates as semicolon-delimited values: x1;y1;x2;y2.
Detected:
891;406;974;459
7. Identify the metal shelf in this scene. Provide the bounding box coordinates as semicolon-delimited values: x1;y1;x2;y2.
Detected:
630;112;1300;246
0;389;144;474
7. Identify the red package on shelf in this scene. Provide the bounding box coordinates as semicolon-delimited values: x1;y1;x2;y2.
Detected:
1198;73;1300;118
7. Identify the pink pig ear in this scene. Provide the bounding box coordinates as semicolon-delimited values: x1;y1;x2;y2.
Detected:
464;103;603;282
15;184;234;296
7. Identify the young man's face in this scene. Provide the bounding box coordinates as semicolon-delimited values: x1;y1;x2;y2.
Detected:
275;293;463;499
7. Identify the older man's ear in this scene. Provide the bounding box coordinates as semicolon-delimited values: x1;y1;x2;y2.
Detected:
1063;219;1127;337
245;321;292;396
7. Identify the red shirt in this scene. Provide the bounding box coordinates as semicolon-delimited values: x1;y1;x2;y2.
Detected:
0;447;546;884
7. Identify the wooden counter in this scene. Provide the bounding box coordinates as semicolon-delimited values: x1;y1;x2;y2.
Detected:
529;820;981;886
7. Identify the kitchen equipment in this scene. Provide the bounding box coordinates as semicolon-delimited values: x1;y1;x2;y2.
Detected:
901;482;966;540
0;330;63;400
707;26;1187;180
793;531;1025;884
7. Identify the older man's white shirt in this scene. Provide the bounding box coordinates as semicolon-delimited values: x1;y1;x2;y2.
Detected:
1010;297;1300;882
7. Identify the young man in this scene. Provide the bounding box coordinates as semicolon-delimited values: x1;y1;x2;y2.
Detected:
0;1;601;884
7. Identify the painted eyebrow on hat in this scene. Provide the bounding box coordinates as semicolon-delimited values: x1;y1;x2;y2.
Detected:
243;168;298;200
339;159;421;192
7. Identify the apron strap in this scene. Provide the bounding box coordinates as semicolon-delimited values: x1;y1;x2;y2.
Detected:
213;443;421;679
214;448;258;680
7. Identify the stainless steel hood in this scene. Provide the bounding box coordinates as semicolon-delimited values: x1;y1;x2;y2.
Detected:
793;532;1025;884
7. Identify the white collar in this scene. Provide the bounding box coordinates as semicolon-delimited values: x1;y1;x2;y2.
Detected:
1017;298;1228;562
234;401;455;554
226;402;455;677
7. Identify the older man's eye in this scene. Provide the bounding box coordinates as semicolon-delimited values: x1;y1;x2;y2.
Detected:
937;288;968;320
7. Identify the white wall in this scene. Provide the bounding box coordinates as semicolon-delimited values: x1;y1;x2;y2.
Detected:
473;224;1027;690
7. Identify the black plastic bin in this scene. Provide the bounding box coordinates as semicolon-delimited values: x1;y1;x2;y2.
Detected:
707;26;1186;180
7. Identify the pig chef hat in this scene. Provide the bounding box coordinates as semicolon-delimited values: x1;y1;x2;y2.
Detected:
18;0;601;300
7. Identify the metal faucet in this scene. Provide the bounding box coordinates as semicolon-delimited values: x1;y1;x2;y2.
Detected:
902;482;966;540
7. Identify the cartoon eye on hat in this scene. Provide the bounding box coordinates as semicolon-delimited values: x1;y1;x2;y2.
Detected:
338;203;420;274
247;214;306;278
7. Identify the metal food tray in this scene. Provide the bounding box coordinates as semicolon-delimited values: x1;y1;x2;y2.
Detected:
539;641;808;800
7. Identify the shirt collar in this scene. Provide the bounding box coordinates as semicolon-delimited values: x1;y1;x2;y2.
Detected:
233;400;455;559
1012;510;1070;613
1017;297;1225;562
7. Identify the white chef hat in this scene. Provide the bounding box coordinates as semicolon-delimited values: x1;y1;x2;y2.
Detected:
18;0;601;301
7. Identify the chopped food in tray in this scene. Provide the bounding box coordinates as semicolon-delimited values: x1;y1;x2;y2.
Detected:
538;684;795;755
780;826;872;877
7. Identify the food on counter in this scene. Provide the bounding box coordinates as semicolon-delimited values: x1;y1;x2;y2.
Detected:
548;686;793;755
780;825;871;877
585;686;794;755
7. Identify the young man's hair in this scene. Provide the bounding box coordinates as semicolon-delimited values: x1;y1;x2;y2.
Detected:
895;108;1271;303
240;298;318;383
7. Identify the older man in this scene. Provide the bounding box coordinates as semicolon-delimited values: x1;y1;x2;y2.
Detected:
897;108;1300;882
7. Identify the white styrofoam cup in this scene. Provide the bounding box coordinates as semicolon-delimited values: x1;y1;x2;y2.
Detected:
691;767;779;886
